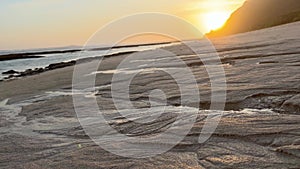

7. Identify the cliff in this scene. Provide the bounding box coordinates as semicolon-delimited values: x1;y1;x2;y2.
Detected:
206;0;300;37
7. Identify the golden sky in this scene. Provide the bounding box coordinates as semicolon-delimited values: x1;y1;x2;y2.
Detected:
0;0;246;50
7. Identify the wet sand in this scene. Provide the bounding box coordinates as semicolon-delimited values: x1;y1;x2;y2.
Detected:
0;22;300;168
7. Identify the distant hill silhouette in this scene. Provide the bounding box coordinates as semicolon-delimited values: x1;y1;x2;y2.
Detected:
206;0;300;37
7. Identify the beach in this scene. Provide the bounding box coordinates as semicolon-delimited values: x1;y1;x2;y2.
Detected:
0;22;300;168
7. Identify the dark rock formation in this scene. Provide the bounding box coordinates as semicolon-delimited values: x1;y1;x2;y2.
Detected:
3;61;76;80
45;61;76;70
2;70;19;75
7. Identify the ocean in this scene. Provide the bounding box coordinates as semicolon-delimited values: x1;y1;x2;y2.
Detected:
0;43;174;80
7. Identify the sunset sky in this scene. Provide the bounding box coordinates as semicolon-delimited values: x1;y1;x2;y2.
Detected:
0;0;246;50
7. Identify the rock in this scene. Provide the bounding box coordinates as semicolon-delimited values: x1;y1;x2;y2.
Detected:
34;68;44;73
25;69;32;73
1;61;76;81
24;69;34;75
46;61;76;70
281;94;300;114
2;70;19;75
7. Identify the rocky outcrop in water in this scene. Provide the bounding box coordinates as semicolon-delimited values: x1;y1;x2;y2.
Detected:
1;61;77;80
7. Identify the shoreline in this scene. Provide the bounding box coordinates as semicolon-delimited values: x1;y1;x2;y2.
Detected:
0;41;174;61
1;51;136;81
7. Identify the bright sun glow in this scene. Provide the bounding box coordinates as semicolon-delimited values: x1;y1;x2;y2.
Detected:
202;11;231;31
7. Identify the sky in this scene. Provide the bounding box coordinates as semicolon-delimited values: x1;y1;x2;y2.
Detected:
0;0;246;50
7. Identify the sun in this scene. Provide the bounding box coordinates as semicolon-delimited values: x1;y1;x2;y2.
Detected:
202;11;231;31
